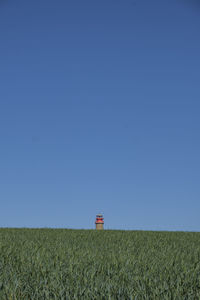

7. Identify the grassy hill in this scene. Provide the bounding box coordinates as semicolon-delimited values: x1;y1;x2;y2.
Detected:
0;228;200;299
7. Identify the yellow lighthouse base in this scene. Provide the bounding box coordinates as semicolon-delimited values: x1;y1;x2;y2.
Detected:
96;223;104;230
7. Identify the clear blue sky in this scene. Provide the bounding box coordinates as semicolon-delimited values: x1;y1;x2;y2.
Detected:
0;0;200;230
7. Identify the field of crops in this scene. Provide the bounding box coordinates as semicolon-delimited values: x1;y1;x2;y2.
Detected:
0;228;200;299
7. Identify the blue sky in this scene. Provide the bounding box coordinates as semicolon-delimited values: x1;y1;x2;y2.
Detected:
0;0;200;230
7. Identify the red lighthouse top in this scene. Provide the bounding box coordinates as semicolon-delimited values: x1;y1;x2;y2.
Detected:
95;214;104;224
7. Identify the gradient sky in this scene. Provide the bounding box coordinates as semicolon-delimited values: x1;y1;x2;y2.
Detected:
0;0;200;230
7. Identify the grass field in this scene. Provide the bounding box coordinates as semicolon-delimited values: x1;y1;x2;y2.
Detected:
0;228;200;299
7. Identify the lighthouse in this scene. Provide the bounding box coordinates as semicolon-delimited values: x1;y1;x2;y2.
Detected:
95;214;104;230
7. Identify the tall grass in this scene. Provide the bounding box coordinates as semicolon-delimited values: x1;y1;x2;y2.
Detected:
0;228;200;299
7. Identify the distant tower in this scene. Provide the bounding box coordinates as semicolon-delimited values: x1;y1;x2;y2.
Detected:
95;214;104;230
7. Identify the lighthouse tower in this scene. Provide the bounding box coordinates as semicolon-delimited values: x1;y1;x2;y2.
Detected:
95;214;104;230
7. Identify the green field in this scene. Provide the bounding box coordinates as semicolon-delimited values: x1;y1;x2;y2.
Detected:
0;229;200;299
